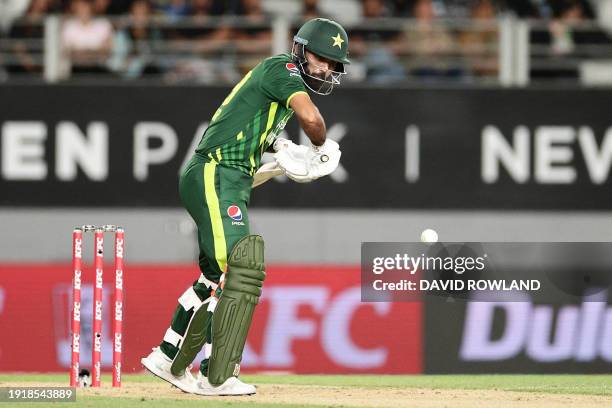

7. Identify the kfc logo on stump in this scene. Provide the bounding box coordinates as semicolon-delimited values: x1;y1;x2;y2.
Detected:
228;205;245;226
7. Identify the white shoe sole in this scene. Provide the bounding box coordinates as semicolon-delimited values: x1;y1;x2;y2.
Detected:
141;357;194;393
192;378;256;396
194;388;256;396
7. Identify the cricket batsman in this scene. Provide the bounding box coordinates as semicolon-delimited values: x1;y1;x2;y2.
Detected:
141;18;349;395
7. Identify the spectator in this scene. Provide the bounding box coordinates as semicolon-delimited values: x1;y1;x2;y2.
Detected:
303;0;323;19
528;0;611;80
503;0;552;18
502;0;593;20
162;0;238;84
189;0;232;53
550;0;595;19
459;0;498;78
161;0;190;17
191;0;211;15
104;0;134;14
549;0;610;54
443;0;474;18
400;0;457;80
362;0;392;18
389;0;412;17
159;0;232;51
471;0;498;20
351;0;405;83
7;0;56;76
234;0;271;58
108;0;161;78
208;0;240;14
550;0;587;55
62;0;114;74
405;0;454;54
351;0;398;56
168;0;230;40
236;0;269;22
93;0;111;14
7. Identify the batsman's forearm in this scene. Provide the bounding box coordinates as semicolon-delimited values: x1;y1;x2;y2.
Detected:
299;114;326;146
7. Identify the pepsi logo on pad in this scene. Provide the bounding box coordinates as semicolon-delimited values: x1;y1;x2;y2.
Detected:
227;205;242;221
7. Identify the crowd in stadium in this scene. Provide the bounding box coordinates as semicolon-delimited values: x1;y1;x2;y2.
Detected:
1;0;611;82
2;0;611;20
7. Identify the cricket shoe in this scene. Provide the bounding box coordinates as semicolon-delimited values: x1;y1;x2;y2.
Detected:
141;347;196;393
192;372;256;396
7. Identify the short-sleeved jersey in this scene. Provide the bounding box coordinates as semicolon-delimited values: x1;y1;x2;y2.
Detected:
195;53;307;176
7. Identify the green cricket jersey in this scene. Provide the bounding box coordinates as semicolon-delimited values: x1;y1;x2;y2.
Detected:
195;53;308;176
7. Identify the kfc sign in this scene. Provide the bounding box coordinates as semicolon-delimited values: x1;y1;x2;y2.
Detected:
221;265;421;374
238;285;414;372
0;264;422;374
260;286;390;368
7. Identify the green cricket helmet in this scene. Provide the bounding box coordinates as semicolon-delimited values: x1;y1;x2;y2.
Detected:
292;18;350;95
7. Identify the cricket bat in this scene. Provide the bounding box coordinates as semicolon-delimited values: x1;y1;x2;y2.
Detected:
252;161;284;188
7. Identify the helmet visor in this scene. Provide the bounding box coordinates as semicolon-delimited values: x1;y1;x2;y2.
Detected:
292;44;346;96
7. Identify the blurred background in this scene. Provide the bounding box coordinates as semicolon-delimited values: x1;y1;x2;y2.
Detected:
1;0;612;377
1;0;612;85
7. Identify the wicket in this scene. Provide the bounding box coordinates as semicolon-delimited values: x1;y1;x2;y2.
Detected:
70;225;124;388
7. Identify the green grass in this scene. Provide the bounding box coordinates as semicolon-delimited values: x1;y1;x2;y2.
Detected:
0;373;610;408
0;397;323;408
1;373;610;396
249;374;612;396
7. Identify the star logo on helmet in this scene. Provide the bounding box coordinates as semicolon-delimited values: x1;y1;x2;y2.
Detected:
331;33;344;49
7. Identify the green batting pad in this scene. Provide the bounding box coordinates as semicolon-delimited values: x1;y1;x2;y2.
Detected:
170;304;212;376
207;235;265;385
